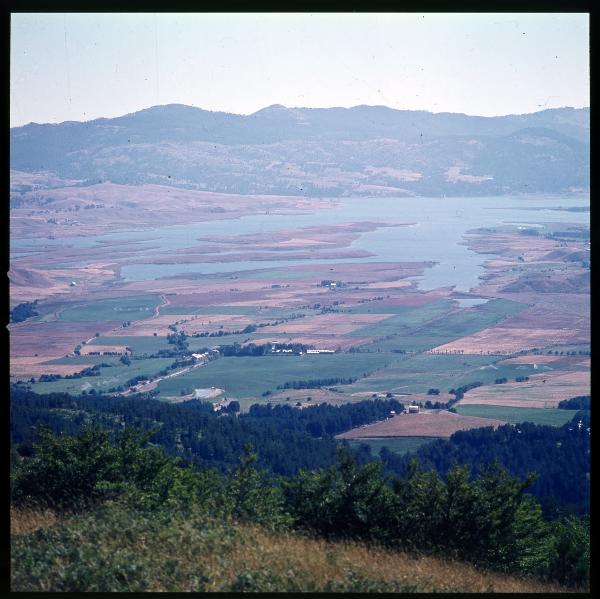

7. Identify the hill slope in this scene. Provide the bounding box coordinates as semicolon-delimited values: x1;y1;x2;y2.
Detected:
10;104;589;197
11;505;571;593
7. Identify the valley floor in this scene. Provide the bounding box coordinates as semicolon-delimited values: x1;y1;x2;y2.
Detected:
9;191;590;441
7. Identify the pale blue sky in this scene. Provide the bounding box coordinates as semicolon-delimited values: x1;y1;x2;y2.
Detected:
10;12;589;127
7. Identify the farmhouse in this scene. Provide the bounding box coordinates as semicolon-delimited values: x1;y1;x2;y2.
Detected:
407;405;420;414
305;349;335;354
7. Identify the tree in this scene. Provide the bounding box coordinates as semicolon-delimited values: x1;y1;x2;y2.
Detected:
284;448;396;543
11;424;119;509
226;401;240;414
225;444;291;530
546;516;590;587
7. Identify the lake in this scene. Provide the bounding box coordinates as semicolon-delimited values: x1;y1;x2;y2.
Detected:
11;195;589;293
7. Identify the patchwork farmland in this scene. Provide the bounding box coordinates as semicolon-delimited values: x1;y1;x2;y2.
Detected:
9;186;589;447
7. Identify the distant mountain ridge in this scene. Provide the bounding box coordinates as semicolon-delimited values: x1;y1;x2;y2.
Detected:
10;104;589;197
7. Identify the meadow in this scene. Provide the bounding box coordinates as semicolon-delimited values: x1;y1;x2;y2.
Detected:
347;436;437;456
43;355;122;366
454;404;576;427
29;358;174;395
56;295;161;322
88;335;171;354
357;298;528;352
343;352;541;395
348;298;455;318
160;305;307;318
156;352;393;398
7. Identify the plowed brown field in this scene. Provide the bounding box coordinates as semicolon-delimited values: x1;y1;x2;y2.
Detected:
336;410;506;439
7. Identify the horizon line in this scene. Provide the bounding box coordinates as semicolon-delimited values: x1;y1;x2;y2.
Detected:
11;102;590;129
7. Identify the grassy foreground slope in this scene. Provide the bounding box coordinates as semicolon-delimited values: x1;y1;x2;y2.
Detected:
11;505;568;593
10;424;589;592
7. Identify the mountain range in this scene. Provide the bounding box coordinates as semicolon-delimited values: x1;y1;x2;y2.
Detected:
10;104;589;197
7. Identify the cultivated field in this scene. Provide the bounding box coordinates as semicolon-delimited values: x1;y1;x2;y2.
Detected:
29;358;175;395
347;437;437;455
336;410;506;440
264;312;394;336
343;352;540;395
430;325;582;355
155;352;394;398
10;184;589;443
455;405;576;427
456;370;590;408
10;358;94;379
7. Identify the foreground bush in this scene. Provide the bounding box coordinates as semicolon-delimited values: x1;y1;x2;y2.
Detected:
284;451;590;586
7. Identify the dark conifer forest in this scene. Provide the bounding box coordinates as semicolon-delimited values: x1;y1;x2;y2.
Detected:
11;387;589;516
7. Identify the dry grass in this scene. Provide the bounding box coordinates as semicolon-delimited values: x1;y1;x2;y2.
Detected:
11;506;59;536
268;387;365;405
458;370;591;408
499;354;565;365
363;280;412;289
11;506;578;593
266;312;393;335
80;345;129;355
152;521;570;593
9;357;91;378
431;326;581;355
253;334;375;350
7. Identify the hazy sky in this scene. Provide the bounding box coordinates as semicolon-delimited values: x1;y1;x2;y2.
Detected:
10;12;589;127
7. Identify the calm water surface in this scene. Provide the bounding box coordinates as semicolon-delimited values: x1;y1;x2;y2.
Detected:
11;195;589;293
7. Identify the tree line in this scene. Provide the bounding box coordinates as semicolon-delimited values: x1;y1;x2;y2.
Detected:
377;413;590;518
10;387;589;519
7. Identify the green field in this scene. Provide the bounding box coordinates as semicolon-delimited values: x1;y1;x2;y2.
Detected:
160;306;310;319
42;355;122;367
347;300;455;338
57;295;161;322
156;352;394;398
342;353;541;395
30;357;174;395
356;298;528;353
455;405;576;427
346;437;437;456
89;336;170;354
160;305;262;316
349;298;454;320
186;333;265;351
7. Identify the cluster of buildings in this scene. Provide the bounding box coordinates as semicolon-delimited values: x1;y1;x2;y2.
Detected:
269;345;336;355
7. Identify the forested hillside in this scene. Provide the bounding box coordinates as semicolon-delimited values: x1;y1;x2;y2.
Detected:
11;388;589;516
377;414;590;517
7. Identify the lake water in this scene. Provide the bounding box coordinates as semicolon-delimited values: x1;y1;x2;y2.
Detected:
11;195;589;293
